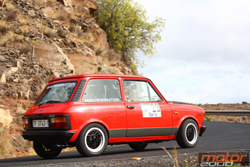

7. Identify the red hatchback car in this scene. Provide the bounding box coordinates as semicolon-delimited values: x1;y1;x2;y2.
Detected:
22;74;206;159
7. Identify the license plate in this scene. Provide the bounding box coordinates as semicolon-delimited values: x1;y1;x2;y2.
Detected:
33;120;49;128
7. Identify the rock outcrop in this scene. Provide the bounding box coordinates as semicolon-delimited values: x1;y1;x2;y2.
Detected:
0;0;133;159
0;0;132;101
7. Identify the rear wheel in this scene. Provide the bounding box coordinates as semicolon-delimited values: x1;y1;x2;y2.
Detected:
176;119;198;148
76;123;108;156
33;142;62;159
129;142;148;151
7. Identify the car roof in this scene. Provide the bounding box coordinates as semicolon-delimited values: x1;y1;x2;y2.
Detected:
49;74;148;82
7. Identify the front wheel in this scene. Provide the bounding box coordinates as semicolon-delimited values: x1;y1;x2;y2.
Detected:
33;142;62;159
129;142;148;151
76;123;108;156
176;119;199;148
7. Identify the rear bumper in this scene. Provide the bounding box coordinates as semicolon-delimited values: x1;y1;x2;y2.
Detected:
22;131;75;143
199;125;206;136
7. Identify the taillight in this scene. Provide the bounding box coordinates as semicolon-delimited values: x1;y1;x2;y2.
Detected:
22;118;29;129
51;117;67;128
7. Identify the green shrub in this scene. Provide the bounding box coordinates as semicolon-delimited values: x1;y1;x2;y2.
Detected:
96;0;165;65
205;115;212;121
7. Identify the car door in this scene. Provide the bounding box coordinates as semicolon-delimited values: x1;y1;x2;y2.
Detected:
123;79;174;139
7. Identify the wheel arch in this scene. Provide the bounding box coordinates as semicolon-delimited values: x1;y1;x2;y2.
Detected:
176;116;199;137
70;120;110;142
178;115;199;128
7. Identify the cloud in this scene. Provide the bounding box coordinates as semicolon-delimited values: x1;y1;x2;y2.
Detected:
134;0;250;103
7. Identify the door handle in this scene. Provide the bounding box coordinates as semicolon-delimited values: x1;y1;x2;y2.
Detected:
127;105;135;109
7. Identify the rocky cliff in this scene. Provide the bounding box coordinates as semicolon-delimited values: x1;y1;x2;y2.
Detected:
0;0;132;158
0;0;132;101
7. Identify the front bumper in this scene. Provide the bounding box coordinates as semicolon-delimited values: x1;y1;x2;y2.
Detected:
199;125;206;136
22;131;75;142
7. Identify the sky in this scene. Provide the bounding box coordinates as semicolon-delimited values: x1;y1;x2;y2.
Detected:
133;0;250;104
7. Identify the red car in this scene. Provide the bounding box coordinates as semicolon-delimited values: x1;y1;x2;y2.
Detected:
22;74;206;159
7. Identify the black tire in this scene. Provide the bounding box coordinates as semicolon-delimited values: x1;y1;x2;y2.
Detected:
76;123;108;157
33;142;62;159
129;142;148;151
176;119;199;148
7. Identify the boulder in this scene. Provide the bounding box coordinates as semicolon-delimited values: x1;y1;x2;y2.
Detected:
0;55;6;62
0;107;13;130
58;0;72;7
34;42;75;73
0;73;6;83
42;7;54;18
85;0;98;15
28;10;36;17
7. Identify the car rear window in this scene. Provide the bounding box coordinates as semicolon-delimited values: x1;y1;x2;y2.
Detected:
35;81;77;105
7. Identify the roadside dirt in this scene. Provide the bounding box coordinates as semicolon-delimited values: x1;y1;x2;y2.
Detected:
197;102;250;124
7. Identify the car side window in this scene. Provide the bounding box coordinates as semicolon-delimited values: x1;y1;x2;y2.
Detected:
123;80;162;102
82;79;121;102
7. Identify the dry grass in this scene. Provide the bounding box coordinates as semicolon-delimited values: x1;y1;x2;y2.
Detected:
46;0;57;6
19;44;31;54
6;9;18;21
44;28;57;38
162;147;198;167
98;66;120;74
13;34;24;42
209;115;250;124
5;2;14;10
0;127;34;159
0;127;12;158
20;26;29;34
81;32;95;42
162;147;179;167
57;13;69;22
69;25;76;33
18;18;27;26
0;36;8;46
57;27;67;38
95;43;107;56
0;20;9;34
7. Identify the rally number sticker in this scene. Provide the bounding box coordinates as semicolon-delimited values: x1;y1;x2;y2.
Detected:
140;103;161;117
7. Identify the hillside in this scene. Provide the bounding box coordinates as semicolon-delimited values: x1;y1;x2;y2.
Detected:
0;0;249;159
0;0;132;158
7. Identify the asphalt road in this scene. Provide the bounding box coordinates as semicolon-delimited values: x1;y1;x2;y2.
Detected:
0;121;250;167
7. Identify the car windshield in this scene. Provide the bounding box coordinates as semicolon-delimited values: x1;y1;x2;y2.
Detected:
36;81;77;106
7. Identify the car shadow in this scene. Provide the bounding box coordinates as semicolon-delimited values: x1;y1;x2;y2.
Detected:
0;144;185;165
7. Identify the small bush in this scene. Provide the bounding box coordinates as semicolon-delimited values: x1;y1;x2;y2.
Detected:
0;20;9;34
57;27;67;38
19;44;31;54
5;2;15;10
131;62;139;75
14;34;24;42
81;32;94;42
205;115;212;121
20;26;29;34
76;29;83;38
18;18;27;26
46;0;57;6
6;9;18;21
44;28;56;38
99;67;120;74
69;19;77;26
57;13;69;21
95;46;106;56
0;36;8;47
69;25;76;33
